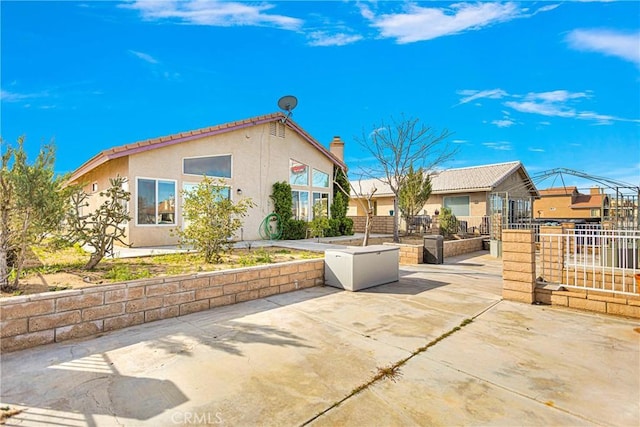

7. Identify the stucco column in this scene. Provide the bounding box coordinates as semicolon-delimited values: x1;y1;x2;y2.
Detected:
502;229;536;303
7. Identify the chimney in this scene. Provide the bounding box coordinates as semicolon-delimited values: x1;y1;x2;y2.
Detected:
329;136;344;162
590;187;602;195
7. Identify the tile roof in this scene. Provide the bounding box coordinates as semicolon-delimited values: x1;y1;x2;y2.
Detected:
350;161;537;197
68;112;345;182
429;161;524;193
570;194;606;209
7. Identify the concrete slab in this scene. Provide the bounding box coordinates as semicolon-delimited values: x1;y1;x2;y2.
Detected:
1;253;638;427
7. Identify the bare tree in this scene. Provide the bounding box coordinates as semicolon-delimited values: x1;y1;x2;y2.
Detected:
356;115;456;242
333;170;377;246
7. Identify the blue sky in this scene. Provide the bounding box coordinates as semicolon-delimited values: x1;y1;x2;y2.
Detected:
2;1;639;190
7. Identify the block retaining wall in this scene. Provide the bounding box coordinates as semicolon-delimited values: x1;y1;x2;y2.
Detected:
382;243;423;265
0;259;324;353
444;237;485;258
535;286;640;318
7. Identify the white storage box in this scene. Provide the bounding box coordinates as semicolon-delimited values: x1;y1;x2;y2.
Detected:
324;245;399;291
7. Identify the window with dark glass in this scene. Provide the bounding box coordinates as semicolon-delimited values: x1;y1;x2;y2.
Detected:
137;178;176;225
183;155;232;178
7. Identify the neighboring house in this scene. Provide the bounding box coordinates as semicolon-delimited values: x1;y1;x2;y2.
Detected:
348;161;538;231
68;112;346;247
534;186;610;223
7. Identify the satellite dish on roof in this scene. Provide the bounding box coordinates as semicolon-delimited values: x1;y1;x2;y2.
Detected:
277;95;297;123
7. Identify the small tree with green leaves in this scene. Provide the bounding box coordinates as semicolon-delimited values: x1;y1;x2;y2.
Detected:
177;177;254;263
66;176;131;270
1;137;68;292
331;166;353;236
398;165;432;234
309;199;329;238
439;207;458;238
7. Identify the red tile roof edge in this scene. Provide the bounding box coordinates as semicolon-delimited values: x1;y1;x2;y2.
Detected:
68;112;345;183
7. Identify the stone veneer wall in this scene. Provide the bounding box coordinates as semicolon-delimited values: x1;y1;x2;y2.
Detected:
382;243;423;265
443;237;485;258
0;259;324;353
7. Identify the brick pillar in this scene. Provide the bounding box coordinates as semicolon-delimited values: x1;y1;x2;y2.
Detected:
562;222;575;255
539;225;564;284
502;229;536;303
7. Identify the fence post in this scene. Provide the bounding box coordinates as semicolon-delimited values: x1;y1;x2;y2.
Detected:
502;229;536;303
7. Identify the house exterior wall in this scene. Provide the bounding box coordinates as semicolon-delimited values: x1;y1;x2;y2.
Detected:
74;122;335;247
493;171;532;199
534;195;595;220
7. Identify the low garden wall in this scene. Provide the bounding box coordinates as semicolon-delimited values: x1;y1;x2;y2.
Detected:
501;229;640;319
535;286;640;318
0;259;324;353
443;236;485;258
383;243;423;265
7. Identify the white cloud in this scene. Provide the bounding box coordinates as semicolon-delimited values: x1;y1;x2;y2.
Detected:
307;32;363;47
452;139;468;144
121;0;303;30
364;2;537;44
128;50;159;64
1;89;46;102
505;100;575;118
491;119;515;128
460;87;637;125
524;90;590;103
566;29;640;67
528;147;545;152
456;89;508;106
482;141;512;151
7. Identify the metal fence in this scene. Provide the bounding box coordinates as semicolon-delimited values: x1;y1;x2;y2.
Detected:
537;228;639;295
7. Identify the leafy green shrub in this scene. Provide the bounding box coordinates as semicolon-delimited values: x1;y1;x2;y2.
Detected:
340;217;354;235
439;207;458;238
284;219;307;240
176;177;254;263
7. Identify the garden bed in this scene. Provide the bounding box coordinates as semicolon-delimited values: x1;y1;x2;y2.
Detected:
3;245;322;297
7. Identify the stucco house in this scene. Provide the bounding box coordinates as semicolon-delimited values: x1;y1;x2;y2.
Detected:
68;112;346;247
533;186;610;223
348;161;538;231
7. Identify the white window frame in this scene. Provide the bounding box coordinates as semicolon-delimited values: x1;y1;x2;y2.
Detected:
292;190;310;221
312;192;330;218
312;169;330;188
182;154;233;179
91;182;98;193
135;177;178;226
290;159;309;186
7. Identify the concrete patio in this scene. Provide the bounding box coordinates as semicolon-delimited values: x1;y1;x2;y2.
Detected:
1;252;638;426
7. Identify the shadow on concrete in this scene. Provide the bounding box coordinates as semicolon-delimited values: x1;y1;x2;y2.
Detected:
2;352;188;426
0;288;331;426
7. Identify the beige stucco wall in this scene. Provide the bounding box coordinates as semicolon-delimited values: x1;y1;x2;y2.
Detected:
349;192;489;219
75;122;335;247
533;196;594;220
